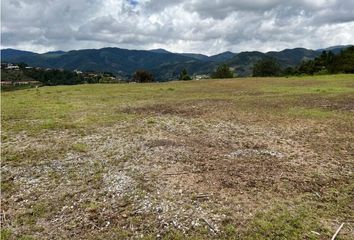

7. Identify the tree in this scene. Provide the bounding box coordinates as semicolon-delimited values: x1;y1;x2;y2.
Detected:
211;64;234;79
334;46;354;73
179;68;192;80
295;47;354;75
298;60;316;75
282;67;296;76
18;62;28;70
253;58;281;77
24;68;87;86
132;70;154;83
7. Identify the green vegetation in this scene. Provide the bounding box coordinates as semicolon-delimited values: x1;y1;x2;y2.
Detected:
1;84;37;92
72;143;88;152
245;205;323;240
211;64;234;78
25;68;89;85
253;46;354;77
0;63;113;87
288;107;334;118
3;46;353;80
2;74;353;134
132;69;154;82
297;47;354;75
244;181;354;240
1;229;12;240
253;57;281;77
179;68;192;80
1;68;34;82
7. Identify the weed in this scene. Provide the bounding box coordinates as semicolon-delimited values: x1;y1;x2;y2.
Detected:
0;229;12;240
72;143;88;152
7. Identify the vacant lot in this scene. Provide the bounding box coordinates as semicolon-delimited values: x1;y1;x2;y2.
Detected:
1;75;354;239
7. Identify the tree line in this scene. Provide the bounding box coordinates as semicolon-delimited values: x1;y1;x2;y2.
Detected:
24;69;89;85
176;64;234;81
252;46;354;77
131;64;235;83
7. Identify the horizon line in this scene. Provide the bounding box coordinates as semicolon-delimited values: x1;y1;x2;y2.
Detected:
1;44;353;57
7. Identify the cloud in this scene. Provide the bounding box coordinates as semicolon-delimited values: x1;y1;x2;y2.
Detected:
1;0;353;54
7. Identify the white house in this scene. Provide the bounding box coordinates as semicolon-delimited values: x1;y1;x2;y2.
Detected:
194;74;210;80
6;65;20;70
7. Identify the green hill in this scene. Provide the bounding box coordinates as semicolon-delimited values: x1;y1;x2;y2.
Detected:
1;46;351;79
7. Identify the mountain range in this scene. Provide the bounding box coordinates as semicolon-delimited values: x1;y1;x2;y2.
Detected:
1;45;352;80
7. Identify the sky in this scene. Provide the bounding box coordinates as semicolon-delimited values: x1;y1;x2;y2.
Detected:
1;0;354;55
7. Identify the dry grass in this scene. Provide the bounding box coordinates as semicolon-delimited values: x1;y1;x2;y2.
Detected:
1;74;354;239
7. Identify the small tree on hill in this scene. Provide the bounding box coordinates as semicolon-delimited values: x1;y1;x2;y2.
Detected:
18;62;28;70
253;58;281;77
179;68;192;80
211;64;234;79
132;70;154;83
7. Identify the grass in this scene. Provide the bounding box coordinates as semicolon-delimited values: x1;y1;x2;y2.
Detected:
71;143;88;152
287;107;335;118
243;203;328;240
241;180;354;240
2;75;353;135
1;74;354;239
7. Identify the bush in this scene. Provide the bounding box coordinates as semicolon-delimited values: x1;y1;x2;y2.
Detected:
253;58;281;77
179;68;192;80
132;70;154;83
211;64;234;79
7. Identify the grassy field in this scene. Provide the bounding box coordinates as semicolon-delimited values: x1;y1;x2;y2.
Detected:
1;74;354;239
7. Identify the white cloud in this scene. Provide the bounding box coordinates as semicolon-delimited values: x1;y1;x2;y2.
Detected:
1;0;353;54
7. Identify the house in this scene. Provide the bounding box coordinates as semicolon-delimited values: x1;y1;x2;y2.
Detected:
194;74;210;80
5;64;20;70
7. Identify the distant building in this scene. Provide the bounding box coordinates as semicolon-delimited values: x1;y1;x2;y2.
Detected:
194;74;210;80
5;64;20;70
74;69;83;74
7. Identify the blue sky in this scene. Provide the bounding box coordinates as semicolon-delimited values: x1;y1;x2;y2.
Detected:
127;0;139;6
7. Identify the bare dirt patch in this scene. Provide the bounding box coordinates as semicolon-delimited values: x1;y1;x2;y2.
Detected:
122;99;234;118
2;112;353;239
297;94;354;111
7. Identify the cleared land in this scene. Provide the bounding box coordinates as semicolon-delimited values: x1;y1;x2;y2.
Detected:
1;74;354;239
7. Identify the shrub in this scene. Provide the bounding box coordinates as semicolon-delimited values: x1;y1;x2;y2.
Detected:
132;70;154;83
211;64;234;79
